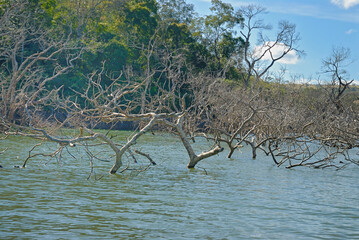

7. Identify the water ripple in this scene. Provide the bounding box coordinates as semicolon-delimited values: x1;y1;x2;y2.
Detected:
0;134;358;239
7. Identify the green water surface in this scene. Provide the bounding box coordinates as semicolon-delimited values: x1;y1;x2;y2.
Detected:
0;132;358;239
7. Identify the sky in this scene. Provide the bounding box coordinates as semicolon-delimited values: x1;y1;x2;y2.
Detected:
187;0;359;83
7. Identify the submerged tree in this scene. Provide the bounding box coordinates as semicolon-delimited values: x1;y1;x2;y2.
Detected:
8;43;223;173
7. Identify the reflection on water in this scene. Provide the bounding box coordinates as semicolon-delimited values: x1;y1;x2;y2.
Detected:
0;133;358;239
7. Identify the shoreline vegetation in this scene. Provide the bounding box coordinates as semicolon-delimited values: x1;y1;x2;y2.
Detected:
1;0;358;174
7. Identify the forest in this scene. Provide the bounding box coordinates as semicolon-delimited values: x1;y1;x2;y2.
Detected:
1;0;359;173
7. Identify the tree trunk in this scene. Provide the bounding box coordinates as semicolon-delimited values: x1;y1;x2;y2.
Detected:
171;116;224;168
109;116;157;174
187;145;224;168
227;145;236;158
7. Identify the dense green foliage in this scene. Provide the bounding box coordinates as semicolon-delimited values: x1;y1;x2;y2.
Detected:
0;0;246;97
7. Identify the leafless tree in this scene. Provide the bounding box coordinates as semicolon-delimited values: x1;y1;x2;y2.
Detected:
238;4;303;89
321;46;354;112
6;43;224;173
255;60;359;169
0;0;84;125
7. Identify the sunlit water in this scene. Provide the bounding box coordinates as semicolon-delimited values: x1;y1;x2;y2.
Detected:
1;132;358;239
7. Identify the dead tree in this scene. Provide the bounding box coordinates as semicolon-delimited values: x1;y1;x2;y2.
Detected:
0;0;84;125
255;78;359;169
321;47;354;112
8;41;225;173
162;113;223;168
238;4;303;89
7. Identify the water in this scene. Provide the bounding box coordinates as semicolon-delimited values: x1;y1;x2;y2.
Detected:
0;132;358;239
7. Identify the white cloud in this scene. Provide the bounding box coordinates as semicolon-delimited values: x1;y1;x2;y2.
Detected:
331;0;359;9
346;28;357;34
253;42;299;65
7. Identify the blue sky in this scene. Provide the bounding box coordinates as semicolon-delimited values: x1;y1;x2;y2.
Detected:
187;0;359;83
